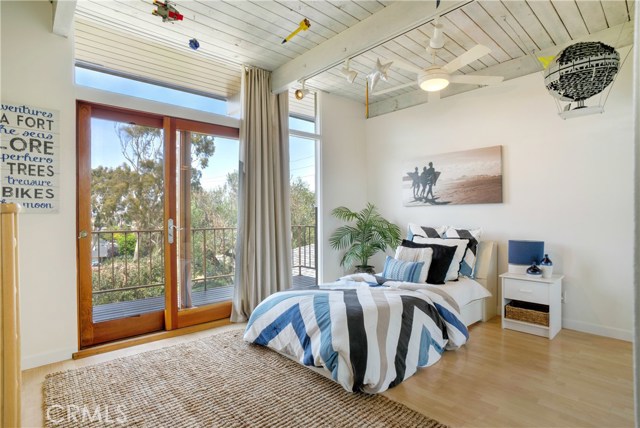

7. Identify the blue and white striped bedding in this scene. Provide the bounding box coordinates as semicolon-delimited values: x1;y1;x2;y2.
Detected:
243;274;469;394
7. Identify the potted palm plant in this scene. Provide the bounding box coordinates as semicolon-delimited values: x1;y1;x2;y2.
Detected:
329;203;401;274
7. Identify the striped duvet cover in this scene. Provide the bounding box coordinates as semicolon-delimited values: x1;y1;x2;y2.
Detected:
243;275;469;393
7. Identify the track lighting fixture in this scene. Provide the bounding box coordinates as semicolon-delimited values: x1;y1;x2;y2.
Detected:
295;80;310;100
340;59;358;84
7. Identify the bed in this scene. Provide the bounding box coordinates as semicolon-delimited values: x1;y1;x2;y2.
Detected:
244;240;497;394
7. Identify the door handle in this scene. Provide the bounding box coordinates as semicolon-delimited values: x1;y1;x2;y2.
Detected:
78;230;88;239
168;219;175;244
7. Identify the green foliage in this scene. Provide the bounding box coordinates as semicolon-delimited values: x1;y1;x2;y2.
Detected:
290;177;316;250
113;232;136;257
92;125;216;231
189;133;216;191
329;203;401;270
290;177;316;226
91;123;318;305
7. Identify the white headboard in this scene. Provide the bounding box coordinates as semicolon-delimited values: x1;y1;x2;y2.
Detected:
473;241;498;321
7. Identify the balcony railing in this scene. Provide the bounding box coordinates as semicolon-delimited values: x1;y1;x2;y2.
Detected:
189;226;237;292
91;224;317;307
291;225;316;277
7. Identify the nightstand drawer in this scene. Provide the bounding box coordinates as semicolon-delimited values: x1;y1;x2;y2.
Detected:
503;279;549;304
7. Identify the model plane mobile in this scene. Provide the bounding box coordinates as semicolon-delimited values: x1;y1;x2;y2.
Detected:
152;0;183;23
281;19;310;44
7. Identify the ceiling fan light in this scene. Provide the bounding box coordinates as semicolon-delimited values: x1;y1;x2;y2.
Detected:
418;70;450;92
420;78;449;91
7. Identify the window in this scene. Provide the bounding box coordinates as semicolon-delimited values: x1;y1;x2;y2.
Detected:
289;92;320;287
75;65;228;116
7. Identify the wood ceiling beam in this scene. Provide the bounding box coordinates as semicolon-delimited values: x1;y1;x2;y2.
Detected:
368;21;635;118
270;0;469;94
52;0;77;37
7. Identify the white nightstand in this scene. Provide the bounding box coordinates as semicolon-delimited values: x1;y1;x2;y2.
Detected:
500;272;564;339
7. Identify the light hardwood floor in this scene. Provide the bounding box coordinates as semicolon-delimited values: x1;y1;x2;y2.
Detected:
22;318;633;427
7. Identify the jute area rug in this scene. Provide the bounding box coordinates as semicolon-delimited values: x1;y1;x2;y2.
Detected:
44;329;447;428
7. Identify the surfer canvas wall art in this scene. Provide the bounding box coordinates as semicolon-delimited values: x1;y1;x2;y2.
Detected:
403;145;503;206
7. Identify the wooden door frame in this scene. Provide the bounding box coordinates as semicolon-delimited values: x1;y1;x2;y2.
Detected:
76;101;238;348
76;101;166;347
172;118;239;329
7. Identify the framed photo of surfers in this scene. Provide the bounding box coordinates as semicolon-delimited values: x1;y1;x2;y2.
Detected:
402;145;503;206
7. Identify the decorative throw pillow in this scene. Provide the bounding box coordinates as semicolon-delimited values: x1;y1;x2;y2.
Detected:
444;227;482;277
406;223;447;240
412;236;469;282
394;246;433;283
400;239;457;284
382;256;425;283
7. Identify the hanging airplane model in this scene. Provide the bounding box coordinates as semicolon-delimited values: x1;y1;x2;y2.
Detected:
152;0;184;23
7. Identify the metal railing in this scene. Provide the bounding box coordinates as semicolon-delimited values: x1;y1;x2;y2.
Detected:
91;229;165;305
189;227;237;292
91;224;317;303
291;225;317;277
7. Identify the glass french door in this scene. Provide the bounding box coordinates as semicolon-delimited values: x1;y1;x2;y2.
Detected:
171;119;239;329
77;104;238;347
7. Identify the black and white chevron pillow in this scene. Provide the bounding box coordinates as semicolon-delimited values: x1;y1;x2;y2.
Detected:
444;227;482;277
407;223;447;240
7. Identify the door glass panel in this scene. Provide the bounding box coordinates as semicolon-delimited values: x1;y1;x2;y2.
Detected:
176;131;238;309
90;118;165;321
289;135;317;287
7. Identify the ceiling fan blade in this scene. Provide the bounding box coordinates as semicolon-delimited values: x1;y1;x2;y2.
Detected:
371;81;416;96
380;57;423;74
442;45;492;74
449;74;504;85
428;90;440;102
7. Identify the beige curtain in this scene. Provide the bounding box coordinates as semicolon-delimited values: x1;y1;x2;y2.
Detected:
232;67;292;322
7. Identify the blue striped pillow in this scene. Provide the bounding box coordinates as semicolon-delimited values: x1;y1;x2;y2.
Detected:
382;256;425;283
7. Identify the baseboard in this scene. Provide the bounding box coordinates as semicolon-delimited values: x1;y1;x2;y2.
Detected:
22;347;77;370
563;318;632;342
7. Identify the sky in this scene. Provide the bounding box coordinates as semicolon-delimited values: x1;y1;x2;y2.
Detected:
80;67;316;192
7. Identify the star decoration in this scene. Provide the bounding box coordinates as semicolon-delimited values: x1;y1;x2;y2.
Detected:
368;58;393;92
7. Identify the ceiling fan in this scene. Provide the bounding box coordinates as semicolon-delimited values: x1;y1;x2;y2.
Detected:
372;20;504;98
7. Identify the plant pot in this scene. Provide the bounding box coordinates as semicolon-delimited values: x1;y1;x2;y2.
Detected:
354;265;375;274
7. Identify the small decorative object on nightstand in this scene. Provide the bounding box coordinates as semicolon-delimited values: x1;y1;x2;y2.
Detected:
525;263;542;278
500;272;563;339
540;254;553;278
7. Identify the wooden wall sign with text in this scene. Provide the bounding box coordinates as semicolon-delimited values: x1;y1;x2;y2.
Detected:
0;102;59;213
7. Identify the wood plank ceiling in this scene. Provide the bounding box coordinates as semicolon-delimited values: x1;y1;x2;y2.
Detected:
74;0;635;117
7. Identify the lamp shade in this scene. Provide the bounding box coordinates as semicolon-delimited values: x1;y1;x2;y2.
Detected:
508;240;544;265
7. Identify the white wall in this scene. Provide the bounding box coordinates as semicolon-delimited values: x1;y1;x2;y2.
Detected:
318;92;368;283
1;1;78;368
364;48;635;340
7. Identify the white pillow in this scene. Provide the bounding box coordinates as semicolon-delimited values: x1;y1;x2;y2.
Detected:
394;246;433;283
412;236;469;281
